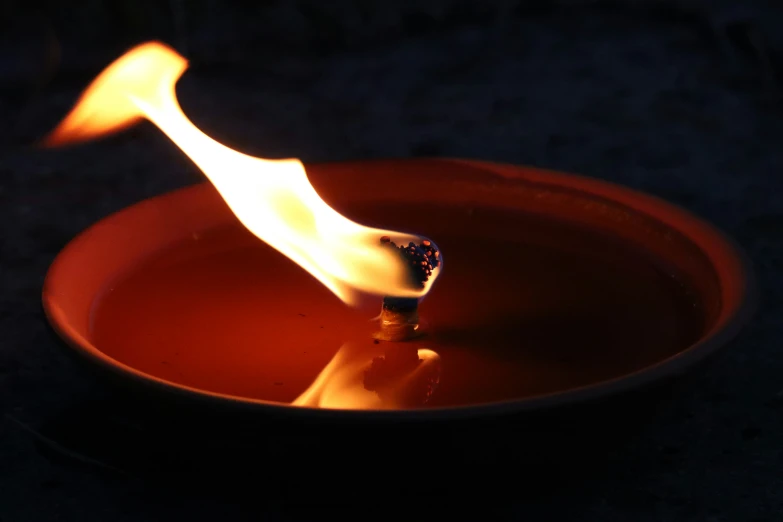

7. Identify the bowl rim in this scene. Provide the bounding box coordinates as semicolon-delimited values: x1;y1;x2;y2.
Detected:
42;158;757;421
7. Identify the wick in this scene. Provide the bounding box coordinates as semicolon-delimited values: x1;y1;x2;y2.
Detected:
375;236;441;342
377;296;421;342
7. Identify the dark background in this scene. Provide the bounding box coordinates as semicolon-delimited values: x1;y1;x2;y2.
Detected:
1;1;782;520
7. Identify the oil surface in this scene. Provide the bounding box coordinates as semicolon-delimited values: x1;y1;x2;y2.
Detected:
91;203;704;408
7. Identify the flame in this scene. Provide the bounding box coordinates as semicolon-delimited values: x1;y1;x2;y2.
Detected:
44;41;440;305
293;344;441;409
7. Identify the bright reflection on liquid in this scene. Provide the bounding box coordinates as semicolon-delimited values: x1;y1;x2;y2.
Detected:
293;343;441;409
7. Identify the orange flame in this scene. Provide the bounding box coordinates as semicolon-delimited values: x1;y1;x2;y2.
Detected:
293;344;441;409
44;42;440;306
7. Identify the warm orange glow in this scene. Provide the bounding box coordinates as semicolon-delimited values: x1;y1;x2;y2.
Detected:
44;41;440;306
293;344;440;409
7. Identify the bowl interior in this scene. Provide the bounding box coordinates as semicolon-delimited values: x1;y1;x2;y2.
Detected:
43;159;752;417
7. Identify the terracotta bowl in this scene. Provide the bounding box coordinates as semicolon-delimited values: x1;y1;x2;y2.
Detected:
42;158;755;422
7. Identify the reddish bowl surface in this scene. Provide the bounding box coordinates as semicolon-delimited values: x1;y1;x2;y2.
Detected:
42;159;755;420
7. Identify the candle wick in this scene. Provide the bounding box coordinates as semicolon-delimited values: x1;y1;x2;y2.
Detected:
375;236;440;342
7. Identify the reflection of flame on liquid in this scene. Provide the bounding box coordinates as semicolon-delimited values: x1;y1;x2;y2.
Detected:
293;344;441;409
44;41;442;410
